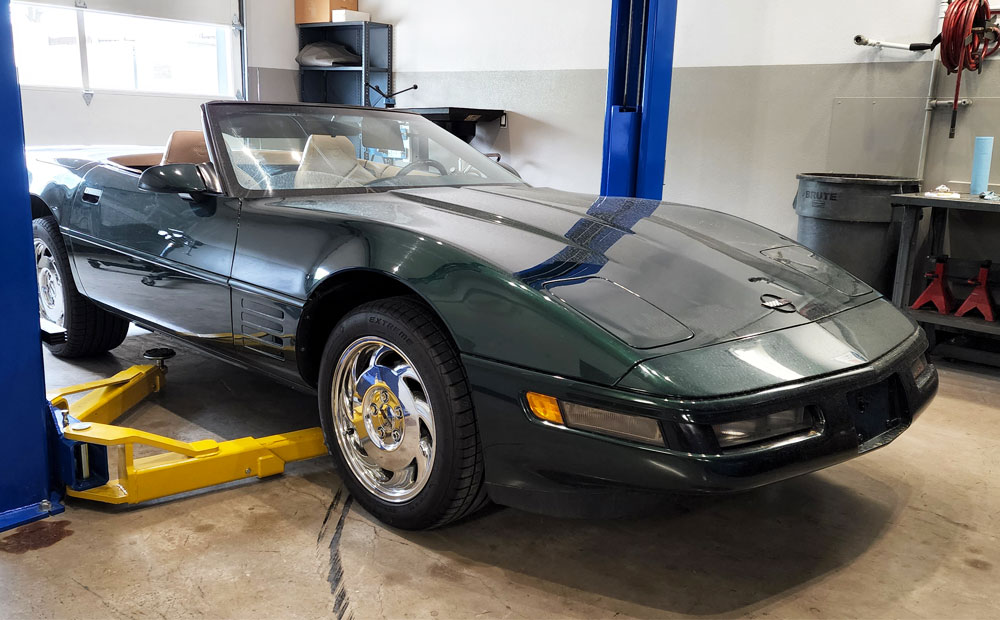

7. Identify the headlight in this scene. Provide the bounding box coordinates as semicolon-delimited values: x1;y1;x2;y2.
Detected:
713;407;816;449
526;393;665;446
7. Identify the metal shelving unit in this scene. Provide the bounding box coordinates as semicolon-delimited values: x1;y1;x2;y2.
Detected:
297;21;393;107
891;193;1000;365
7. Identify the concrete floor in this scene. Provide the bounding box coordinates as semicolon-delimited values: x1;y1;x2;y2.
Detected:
1;328;998;619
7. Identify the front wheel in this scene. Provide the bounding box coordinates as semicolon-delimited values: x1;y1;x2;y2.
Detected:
318;297;487;529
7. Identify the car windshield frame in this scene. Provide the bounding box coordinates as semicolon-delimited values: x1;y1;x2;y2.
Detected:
201;101;527;199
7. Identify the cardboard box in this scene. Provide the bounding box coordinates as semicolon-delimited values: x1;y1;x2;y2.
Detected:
330;9;370;22
295;0;358;24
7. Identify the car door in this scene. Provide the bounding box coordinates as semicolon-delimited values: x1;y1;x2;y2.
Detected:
69;161;239;353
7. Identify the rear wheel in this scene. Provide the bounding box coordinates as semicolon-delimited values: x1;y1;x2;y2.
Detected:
318;297;487;529
32;216;129;357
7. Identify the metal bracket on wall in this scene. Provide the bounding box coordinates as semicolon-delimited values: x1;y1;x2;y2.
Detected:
81;90;93;106
929;98;972;110
74;0;86;8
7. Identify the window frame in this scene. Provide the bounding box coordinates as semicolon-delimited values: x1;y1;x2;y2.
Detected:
11;0;246;100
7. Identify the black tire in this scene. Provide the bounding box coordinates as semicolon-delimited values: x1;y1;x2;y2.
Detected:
318;296;488;529
32;216;129;357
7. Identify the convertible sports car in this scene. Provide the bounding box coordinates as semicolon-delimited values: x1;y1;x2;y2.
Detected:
28;102;938;529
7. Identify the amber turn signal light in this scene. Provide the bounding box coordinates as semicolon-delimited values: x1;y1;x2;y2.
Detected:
526;392;563;424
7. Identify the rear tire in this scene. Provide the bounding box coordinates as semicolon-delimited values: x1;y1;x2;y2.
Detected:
318;296;487;530
32;216;129;358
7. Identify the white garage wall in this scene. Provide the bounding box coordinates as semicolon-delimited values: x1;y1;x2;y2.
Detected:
246;0;298;70
362;0;611;73
359;0;613;193
673;0;940;68
245;0;301;103
664;0;944;237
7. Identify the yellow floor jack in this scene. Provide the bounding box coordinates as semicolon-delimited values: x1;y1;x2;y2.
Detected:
48;348;327;505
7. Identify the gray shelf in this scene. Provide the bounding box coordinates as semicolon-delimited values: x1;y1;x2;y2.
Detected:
298;20;379;29
299;66;390;72
908;309;1000;337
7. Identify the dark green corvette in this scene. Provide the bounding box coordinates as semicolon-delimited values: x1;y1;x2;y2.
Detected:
28;102;938;529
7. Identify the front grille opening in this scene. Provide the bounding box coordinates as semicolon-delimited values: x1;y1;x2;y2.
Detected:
847;375;908;446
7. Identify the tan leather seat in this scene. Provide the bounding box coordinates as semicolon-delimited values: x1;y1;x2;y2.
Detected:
361;158;439;179
360;159;402;179
294;135;376;189
161;130;210;165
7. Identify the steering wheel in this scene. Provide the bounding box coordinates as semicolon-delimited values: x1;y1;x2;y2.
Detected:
396;159;448;177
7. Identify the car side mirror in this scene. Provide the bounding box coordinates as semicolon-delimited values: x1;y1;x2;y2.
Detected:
138;163;222;198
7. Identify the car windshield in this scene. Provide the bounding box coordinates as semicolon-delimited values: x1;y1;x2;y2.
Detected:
212;105;524;193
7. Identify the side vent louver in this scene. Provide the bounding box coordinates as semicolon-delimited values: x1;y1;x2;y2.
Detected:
239;297;288;360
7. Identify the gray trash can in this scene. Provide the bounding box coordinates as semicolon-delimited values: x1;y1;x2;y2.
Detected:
794;173;920;294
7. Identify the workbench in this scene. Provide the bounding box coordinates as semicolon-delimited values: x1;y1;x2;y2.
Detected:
891;192;1000;363
403;108;505;143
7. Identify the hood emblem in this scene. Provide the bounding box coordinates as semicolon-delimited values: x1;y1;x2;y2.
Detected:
761;294;797;313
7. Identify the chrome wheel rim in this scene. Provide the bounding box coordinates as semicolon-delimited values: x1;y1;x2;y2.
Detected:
35;238;65;326
331;337;436;502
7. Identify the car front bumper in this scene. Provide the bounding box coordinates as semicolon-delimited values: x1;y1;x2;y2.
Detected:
464;329;937;518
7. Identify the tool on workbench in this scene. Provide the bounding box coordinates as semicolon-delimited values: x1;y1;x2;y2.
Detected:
911;256;956;315
955;260;997;321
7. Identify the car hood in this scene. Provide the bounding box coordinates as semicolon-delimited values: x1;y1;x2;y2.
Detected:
379;185;880;355
291;184;880;356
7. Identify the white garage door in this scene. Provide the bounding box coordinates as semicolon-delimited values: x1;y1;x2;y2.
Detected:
12;0;243;147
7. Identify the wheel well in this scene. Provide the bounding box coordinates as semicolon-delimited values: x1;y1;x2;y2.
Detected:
296;269;444;387
30;195;54;220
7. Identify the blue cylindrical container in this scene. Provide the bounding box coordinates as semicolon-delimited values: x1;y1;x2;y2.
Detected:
971;136;994;195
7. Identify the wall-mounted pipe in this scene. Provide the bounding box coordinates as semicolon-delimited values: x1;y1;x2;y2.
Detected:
854;35;930;52
917;0;951;184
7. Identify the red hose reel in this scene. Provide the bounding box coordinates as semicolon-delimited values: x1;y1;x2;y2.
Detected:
940;0;1000;137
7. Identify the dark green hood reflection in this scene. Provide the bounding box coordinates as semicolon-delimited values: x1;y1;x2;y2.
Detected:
381;186;882;353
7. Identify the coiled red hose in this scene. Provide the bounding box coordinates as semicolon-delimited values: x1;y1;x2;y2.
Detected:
940;0;1000;137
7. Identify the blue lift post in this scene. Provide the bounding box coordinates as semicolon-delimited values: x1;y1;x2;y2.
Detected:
0;0;65;532
601;0;678;200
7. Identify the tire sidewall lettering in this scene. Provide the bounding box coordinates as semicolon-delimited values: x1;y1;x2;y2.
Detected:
366;315;415;348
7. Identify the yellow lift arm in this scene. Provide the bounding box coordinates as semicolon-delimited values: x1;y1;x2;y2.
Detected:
47;350;326;505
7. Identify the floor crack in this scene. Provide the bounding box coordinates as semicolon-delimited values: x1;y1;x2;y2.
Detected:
319;488;355;620
68;577;132;620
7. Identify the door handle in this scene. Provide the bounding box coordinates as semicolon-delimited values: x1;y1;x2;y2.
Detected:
81;187;103;204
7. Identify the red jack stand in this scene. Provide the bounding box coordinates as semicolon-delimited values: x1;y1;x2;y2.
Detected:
955;261;996;322
911;256;955;315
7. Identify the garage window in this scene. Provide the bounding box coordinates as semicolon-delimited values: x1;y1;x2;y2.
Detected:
11;1;237;97
10;3;82;88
